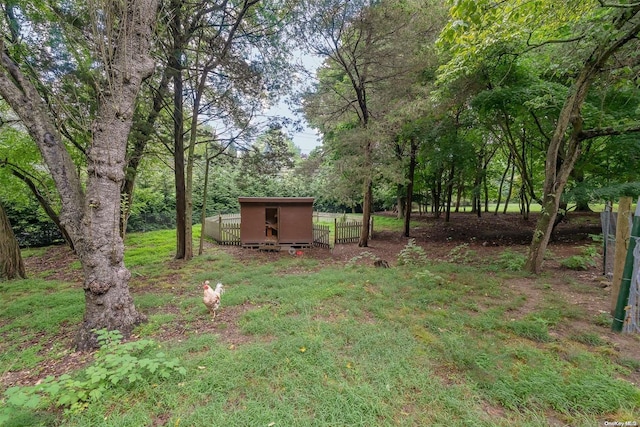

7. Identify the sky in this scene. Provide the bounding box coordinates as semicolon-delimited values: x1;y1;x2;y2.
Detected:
266;102;322;155
266;53;324;155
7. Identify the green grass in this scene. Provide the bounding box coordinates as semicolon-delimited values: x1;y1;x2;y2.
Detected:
1;229;639;426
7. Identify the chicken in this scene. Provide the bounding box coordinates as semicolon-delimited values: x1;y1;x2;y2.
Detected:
202;280;224;319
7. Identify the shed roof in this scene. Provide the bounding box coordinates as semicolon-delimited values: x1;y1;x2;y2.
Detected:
238;197;314;204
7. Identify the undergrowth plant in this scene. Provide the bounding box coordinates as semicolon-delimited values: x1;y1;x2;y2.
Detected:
1;329;185;418
397;238;428;266
560;245;600;270
346;251;379;267
447;243;476;264
495;249;527;271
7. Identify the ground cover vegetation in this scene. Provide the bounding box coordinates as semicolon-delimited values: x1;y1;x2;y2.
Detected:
1;218;639;425
1;0;640;415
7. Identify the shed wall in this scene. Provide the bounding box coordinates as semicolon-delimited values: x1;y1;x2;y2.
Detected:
239;198;314;247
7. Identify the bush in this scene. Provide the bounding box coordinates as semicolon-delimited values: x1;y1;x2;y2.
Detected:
1;329;185;417
397;238;428;266
560;245;599;270
496;249;527;271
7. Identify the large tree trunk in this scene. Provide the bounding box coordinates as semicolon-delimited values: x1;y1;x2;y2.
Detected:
0;200;25;280
74;0;158;350
0;0;158;350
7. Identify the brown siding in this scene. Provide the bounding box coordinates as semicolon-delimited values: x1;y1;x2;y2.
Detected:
239;197;314;246
278;203;313;244
240;203;266;245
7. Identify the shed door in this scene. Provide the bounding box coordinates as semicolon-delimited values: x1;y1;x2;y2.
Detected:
265;207;279;241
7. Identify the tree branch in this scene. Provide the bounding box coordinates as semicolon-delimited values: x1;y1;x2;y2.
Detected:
598;0;640;8
524;32;585;52
578;124;640;140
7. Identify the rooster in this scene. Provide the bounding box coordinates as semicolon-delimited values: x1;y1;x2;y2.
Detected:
202;280;224;319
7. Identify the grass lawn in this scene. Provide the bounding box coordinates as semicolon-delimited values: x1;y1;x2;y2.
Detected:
1;224;639;426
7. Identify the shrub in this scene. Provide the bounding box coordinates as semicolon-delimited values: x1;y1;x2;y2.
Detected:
447;243;476;264
496;249;527;271
560;245;599;270
2;329;185;416
397;239;428;266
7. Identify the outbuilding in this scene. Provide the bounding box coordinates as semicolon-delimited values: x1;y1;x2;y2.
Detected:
238;197;314;249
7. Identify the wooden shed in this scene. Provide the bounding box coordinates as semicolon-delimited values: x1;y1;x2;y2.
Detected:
239;197;314;248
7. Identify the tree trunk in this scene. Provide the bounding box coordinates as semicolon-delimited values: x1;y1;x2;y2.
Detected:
525;10;640;273
199;150;211;256
495;153;511;215
433;174;442;218
445;164;455;223
74;0;158;349
359;178;373;247
454;177;463;212
0;200;25;280
483;167;489;213
171;16;187;260
0;0;158;350
524;88;587;272
403;140;417;237
358;136;373;247
503;163;515;214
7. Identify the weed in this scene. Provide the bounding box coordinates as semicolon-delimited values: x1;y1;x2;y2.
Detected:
1;329;185;417
397;238;428;266
346;251;379;267
560;245;600;270
495;249;527;271
447;243;476;264
414;269;448;286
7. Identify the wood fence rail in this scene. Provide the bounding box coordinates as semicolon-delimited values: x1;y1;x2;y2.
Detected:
204;212;373;248
313;224;331;248
334;217;373;244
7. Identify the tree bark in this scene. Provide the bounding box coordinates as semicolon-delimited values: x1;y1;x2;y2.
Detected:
359;139;373;247
0;200;25;280
0;0;158;349
169;1;187;260
403;139;417;237
74;0;158;349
